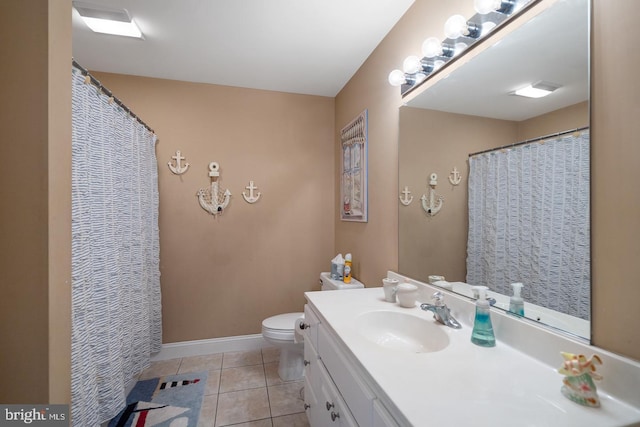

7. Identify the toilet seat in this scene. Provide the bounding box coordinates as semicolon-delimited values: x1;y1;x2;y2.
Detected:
262;312;303;341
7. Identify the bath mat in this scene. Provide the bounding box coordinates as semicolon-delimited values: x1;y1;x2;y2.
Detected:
109;371;208;427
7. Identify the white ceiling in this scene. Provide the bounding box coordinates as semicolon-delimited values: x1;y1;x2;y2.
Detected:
72;0;414;97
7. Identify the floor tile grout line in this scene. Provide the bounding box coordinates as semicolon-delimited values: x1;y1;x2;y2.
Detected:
261;349;274;420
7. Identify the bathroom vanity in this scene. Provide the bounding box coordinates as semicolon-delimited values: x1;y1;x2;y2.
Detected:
302;272;640;427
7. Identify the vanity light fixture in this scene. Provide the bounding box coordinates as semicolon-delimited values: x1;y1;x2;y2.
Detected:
73;1;144;39
514;81;561;98
388;0;535;95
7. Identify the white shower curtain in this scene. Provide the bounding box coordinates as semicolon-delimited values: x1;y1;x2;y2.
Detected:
71;68;161;425
466;131;590;320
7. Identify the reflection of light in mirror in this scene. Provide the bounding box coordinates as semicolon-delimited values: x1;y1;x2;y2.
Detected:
514;81;561;98
454;42;468;56
481;21;497;36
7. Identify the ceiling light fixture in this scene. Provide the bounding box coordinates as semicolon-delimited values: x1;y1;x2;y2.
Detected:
73;1;144;39
513;81;561;98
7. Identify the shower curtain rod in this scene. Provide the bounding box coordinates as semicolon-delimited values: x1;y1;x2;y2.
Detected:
72;59;155;134
468;125;589;158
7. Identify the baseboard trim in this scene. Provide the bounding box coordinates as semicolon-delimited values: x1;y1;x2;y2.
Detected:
152;334;269;361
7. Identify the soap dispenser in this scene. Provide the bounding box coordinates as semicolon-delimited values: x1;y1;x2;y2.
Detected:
509;282;525;316
471;286;496;347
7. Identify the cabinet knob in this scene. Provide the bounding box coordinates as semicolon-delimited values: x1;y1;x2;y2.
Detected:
325;401;335;411
304;403;311;410
304;359;310;366
331;411;340;422
299;322;310;330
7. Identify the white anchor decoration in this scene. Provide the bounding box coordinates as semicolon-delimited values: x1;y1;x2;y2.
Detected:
448;167;462;186
421;173;444;216
399;186;413;206
197;162;231;216
242;180;261;204
168;150;190;175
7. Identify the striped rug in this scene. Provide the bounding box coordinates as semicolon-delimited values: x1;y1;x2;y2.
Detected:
109;371;207;427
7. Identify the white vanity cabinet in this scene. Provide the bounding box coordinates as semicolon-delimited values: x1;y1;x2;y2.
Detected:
302;304;400;427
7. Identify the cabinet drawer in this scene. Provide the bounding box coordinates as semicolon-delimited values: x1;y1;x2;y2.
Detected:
318;324;375;427
303;304;321;349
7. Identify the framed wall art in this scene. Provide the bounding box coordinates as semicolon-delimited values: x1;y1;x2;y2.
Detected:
340;110;368;222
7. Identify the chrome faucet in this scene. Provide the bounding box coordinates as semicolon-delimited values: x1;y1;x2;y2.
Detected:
421;292;461;329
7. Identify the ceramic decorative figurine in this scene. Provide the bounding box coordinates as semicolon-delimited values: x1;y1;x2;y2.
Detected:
558;352;603;407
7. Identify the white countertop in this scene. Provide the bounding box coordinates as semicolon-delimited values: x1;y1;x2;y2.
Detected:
305;286;640;427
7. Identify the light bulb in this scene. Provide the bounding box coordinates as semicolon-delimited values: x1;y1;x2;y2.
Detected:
474;0;502;15
388;69;407;87
444;14;467;39
433;59;445;71
403;56;422;74
481;21;497;36
422;37;443;58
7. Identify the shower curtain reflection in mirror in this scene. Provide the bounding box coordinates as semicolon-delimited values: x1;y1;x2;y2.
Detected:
466;130;590;320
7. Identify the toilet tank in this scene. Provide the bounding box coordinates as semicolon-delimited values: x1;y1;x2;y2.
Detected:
320;272;364;291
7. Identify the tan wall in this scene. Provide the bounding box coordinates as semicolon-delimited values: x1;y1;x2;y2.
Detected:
517;101;589;141
398;108;517;283
0;0;71;403
91;73;335;343
591;0;640;360
337;0;640;361
334;0;475;286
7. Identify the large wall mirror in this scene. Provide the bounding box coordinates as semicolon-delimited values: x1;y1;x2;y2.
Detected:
398;0;590;339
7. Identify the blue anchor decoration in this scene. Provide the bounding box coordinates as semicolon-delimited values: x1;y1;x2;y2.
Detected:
421;173;444;216
197;162;231;216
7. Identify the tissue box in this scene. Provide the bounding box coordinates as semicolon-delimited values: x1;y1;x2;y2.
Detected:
331;262;344;280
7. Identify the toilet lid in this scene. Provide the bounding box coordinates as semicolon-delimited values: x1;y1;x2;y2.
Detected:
262;312;304;331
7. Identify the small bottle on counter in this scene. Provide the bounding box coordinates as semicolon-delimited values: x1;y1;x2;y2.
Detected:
471;286;496;347
343;253;352;283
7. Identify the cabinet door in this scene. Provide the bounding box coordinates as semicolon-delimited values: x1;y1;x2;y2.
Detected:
317;360;358;427
304;375;324;427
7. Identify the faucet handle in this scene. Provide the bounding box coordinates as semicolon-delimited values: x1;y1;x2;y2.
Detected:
431;291;444;306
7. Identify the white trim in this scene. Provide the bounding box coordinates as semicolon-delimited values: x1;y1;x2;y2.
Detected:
151;334;270;361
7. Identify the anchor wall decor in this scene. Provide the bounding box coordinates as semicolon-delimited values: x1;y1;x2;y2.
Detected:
168;150;190;175
448;167;462;186
399;186;413;206
197;162;231;216
421;173;444;216
242;180;261;203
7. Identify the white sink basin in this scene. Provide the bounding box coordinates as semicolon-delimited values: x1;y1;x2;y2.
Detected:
355;310;450;353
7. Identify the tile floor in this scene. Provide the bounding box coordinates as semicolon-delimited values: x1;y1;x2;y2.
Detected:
138;348;310;427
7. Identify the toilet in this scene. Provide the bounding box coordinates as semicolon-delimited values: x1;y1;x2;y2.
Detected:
261;272;364;381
